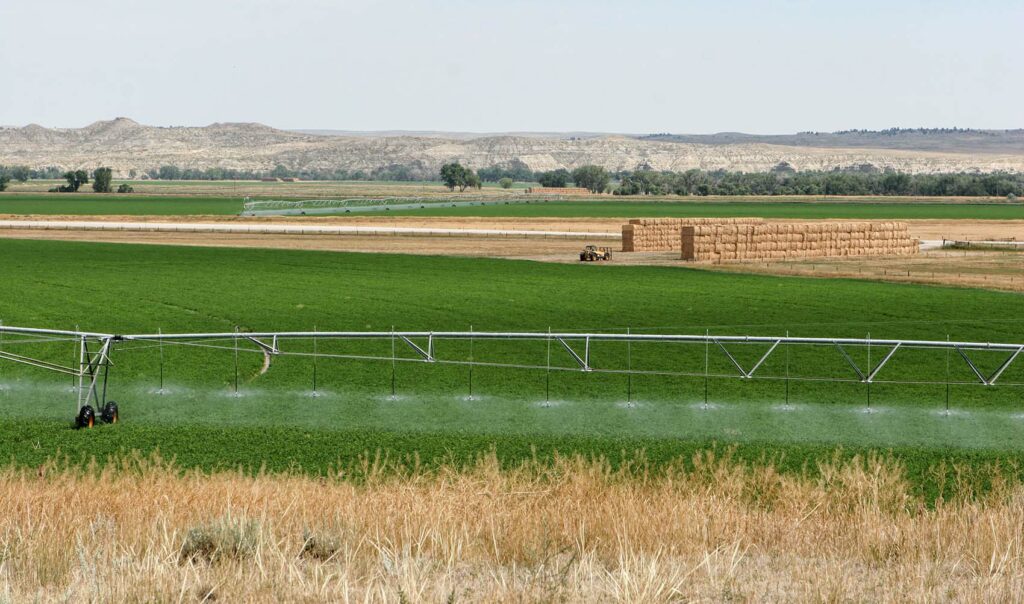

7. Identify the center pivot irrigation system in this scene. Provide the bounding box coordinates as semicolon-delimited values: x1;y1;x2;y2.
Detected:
240;196;561;216
2;324;1023;428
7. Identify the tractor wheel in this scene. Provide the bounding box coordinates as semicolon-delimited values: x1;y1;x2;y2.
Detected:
76;405;96;429
580;253;586;261
101;401;119;424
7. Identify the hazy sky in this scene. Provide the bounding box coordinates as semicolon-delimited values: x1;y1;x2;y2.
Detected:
1;0;1020;133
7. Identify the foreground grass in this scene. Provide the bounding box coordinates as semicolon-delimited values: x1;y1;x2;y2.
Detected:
4;419;1023;501
3;453;1024;601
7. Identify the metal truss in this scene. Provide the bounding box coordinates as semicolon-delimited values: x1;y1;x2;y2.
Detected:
1;325;1023;410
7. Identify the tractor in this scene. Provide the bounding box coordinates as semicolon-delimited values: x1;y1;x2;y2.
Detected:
579;245;613;262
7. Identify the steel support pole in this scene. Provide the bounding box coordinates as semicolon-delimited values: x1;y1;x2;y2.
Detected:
545;327;551;406
704;329;710;409
468;325;474;400
312;326;319;397
626;327;632;406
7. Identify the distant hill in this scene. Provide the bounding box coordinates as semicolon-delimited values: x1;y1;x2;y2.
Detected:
640;129;1024;155
1;119;1023;178
292;129;611;140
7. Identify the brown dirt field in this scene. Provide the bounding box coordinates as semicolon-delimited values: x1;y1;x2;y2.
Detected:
708;249;1024;293
895;219;1023;241
579;249;1023;293
0;213;626;232
0;228;591;257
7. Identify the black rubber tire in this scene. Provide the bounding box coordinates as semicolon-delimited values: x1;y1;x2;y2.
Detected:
101;401;119;424
76;405;95;429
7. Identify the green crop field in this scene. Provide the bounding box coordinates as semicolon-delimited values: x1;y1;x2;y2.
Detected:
0;194;243;215
2;239;1024;496
389;200;1024;220
2;193;1023;220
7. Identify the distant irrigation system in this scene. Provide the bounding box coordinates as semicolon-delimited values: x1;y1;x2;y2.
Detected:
240;196;564;216
1;324;1022;428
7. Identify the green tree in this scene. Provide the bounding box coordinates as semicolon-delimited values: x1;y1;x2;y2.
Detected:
0;174;9;192
58;170;89;192
92;167;113;193
11;166;31;183
571;165;609;193
117;183;134;193
440;162;479;192
498;177;513;189
537;169;570;188
158;165;181;180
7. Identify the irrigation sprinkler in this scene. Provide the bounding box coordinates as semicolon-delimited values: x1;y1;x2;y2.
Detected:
2;325;1024;425
232;327;240;397
468;325;474;401
785;330;791;408
703;329;710;410
545;327;552;407
390;326;396;400
157;327;165;395
311;326;319;398
239;195;553;217
867;332;872;412
945;335;951;415
626;327;633;407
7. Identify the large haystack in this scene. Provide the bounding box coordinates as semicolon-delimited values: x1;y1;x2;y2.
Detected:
681;222;918;261
622;218;764;252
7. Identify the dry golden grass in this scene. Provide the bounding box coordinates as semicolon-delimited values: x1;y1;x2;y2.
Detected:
3;453;1024;602
708;248;1024;293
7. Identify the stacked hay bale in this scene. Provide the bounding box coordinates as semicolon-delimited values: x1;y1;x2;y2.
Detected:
526;187;592;195
622;217;764;252
681;221;918;262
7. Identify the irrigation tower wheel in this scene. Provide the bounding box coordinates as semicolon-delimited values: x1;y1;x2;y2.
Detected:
76;405;95;429
101;401;119;424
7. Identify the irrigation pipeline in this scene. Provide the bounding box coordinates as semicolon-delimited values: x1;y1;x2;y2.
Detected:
1;325;1024;410
240;195;564;216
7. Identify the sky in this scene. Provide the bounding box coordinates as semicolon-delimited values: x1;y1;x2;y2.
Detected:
0;0;1020;134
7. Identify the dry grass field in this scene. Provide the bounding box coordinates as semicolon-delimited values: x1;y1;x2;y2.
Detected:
3;453;1024;602
706;248;1024;293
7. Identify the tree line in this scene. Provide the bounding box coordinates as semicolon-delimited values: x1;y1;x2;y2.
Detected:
612;164;1024;197
3;161;1022;198
0;166;132;193
440;163;611;193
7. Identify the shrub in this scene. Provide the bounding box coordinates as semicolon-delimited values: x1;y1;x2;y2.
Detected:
499;177;513;189
299;529;346;561
117;183;134;193
180;515;261;563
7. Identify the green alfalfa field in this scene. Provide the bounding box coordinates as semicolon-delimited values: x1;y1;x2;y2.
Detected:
1;237;1024;497
1;192;1023;219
